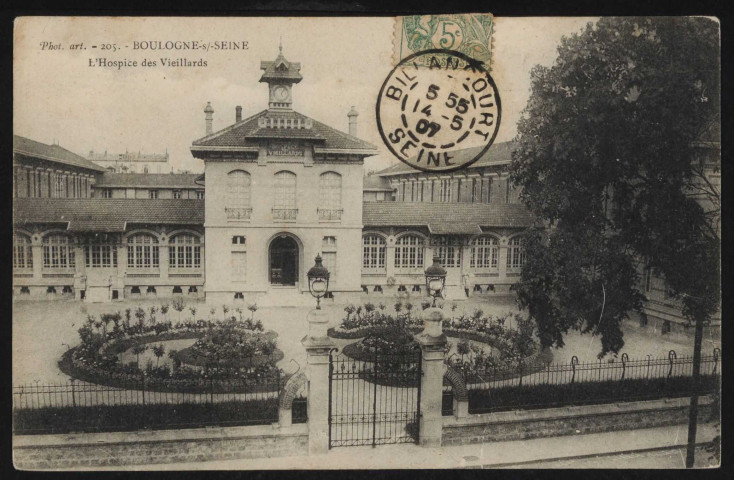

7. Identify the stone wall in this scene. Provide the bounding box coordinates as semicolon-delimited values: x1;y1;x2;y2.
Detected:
14;424;308;470
442;396;715;446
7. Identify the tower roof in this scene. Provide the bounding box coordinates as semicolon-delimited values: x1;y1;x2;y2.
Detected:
259;46;302;84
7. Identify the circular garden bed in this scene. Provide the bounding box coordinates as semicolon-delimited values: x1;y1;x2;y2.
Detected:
331;302;553;385
58;312;284;393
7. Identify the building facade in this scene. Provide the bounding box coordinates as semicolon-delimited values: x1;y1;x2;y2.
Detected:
189;47;377;305
87;149;170;174
93;173;204;200
15;46;717;337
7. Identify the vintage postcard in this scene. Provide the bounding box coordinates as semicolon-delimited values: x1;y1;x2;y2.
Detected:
12;15;720;470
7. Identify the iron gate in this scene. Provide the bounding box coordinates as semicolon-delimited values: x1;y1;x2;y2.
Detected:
328;349;421;448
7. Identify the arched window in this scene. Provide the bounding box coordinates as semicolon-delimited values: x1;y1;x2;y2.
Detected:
169;234;201;269
43;234;75;269
362;234;386;270
83;234;118;268
274;171;297;208
318;172;342;220
227;170;251;207
395;234;424;269
13;234;33;269
507;237;526;270
127;233;159;269
319;172;342;208
470;236;498;269
434;236;462;268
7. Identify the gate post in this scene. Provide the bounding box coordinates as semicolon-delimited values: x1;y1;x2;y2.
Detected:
301;308;335;455
415;307;447;447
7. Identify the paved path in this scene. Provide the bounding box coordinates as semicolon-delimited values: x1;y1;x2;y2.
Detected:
83;423;719;470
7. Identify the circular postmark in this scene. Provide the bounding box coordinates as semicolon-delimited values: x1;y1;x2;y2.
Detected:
376;49;501;173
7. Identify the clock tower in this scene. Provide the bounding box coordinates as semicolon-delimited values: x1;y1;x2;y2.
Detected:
260;43;302;110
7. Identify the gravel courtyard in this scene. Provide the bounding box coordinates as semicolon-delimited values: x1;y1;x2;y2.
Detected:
12;295;720;386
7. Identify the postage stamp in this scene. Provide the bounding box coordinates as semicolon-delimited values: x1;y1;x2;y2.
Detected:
376;49;501;173
393;14;494;70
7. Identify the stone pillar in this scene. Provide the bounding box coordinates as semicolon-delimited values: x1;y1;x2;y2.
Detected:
74;244;86;300
415;308;447;447
31;242;43;282
159;244;170;282
385;241;396;279
301;308;336;455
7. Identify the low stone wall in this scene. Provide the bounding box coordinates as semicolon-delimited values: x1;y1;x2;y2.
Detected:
442;396;715;446
13;423;308;470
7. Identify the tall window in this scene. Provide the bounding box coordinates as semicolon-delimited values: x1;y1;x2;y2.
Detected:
231;235;246;282
507;237;526;270
196;190;205;199
470;236;498;269
362;234;386;270
101;189;112;199
322;236;338;281
54;173;65;198
319;172;342;208
169;234;201;269
227;170;251;207
149;190;159;199
274;171;297;208
127;233;159;269
84;235;118;268
43;234;75;269
434;236;462;268
13;234;33;269
395;234;424;269
644;265;653;293
172;190;182;199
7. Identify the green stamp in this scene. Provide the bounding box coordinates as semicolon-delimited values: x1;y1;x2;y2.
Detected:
394;14;494;70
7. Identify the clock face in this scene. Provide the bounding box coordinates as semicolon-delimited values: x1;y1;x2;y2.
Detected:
274;86;289;101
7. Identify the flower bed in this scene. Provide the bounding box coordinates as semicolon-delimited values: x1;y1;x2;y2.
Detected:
174;331;283;369
334;306;550;386
59;309;284;393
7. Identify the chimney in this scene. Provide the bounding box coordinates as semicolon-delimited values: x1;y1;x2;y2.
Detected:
204;102;214;135
347;106;359;137
235;105;242;123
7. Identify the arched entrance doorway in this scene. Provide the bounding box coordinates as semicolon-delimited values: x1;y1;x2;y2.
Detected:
269;235;299;286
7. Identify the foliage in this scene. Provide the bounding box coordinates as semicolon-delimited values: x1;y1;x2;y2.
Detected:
62;307;282;388
466;374;720;414
13;398;299;435
510;17;721;356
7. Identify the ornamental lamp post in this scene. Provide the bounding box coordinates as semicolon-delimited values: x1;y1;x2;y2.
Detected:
307;254;330;310
425;254;447;307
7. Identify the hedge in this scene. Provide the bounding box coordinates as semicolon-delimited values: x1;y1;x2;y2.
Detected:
466;374;721;414
13;398;308;435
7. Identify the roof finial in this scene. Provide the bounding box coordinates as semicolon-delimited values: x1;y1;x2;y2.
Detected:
279;36;283;54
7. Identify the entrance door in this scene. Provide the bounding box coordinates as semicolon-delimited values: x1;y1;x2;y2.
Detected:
269;235;298;285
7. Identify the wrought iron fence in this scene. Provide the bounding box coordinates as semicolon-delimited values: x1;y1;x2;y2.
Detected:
443;348;720;415
13;373;307;435
329;350;421;448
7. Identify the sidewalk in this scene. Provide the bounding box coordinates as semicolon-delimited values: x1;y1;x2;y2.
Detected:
84;423;719;470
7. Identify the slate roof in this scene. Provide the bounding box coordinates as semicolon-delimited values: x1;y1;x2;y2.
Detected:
95;173;203;189
362;202;533;231
363;175;393;191
13;135;106;172
191;110;377;153
375;141;515;177
13;199;204;232
260;53;303;83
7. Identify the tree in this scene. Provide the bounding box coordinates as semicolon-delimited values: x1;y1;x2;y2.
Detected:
152;344;165;367
510;17;720;468
131;344;148;369
510;17;720;357
171;297;186;322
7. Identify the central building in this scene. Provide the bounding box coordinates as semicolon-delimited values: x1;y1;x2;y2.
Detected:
190;47;377;305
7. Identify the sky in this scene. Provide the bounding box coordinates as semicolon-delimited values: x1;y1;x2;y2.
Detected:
14;16;594;173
